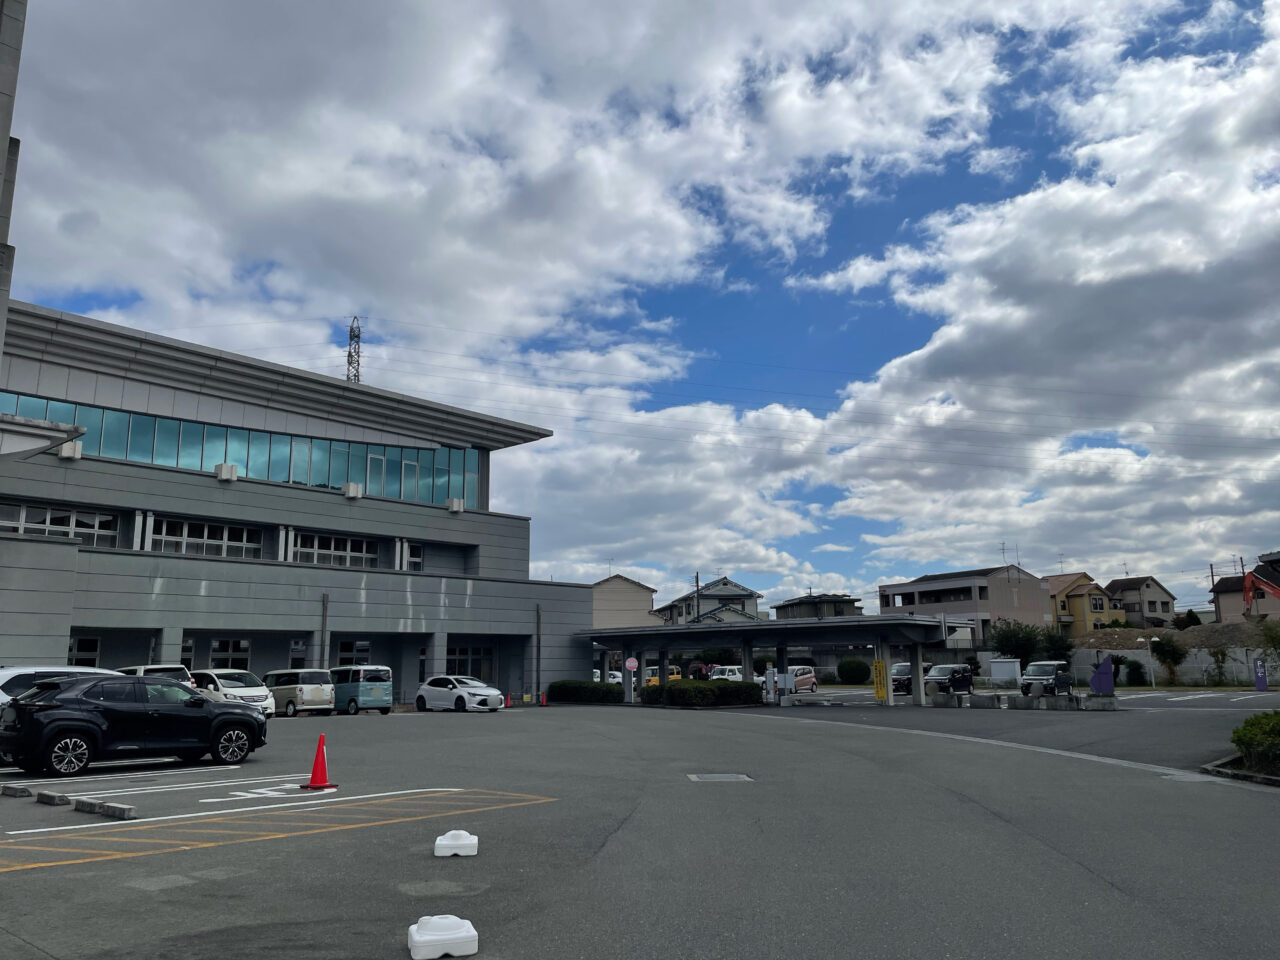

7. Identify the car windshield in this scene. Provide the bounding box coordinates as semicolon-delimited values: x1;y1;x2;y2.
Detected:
216;672;262;688
453;677;487;687
1025;664;1058;677
926;666;954;677
891;664;910;676
298;671;331;684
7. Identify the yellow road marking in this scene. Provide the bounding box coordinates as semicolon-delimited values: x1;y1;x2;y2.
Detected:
0;789;554;873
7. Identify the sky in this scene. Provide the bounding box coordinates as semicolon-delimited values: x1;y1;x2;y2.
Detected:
11;0;1280;613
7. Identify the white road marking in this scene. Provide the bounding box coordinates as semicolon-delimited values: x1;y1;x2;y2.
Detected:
737;713;1276;791
69;774;309;799
199;784;332;802
1230;694;1271;701
4;765;238;788
4;787;465;835
1166;693;1224;701
1117;693;1164;699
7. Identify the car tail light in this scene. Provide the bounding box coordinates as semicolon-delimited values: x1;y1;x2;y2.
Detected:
297;686;304;695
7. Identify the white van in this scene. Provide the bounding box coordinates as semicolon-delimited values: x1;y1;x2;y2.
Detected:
261;669;335;717
191;668;276;718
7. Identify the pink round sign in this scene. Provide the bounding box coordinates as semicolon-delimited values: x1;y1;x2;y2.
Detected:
625;657;638;671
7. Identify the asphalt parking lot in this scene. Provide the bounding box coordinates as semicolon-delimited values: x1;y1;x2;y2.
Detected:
2;702;1278;959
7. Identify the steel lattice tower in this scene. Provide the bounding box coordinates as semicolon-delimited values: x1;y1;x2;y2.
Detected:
345;316;361;383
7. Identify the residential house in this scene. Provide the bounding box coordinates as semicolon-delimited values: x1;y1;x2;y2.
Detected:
1044;572;1122;638
592;574;663;629
772;593;864;620
653;576;765;625
1210;551;1280;624
877;565;1053;641
1103;576;1177;628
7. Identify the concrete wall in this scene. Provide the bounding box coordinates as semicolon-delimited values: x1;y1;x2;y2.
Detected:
0;531;77;657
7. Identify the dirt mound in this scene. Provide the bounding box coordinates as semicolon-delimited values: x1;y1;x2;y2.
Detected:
1073;621;1265;650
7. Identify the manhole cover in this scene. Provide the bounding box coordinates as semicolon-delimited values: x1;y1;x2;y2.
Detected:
686;774;753;782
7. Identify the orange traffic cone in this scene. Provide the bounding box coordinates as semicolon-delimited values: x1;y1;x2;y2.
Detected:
505;693;511;708
300;733;337;790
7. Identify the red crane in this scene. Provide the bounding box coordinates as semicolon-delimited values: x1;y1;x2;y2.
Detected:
1242;571;1280;616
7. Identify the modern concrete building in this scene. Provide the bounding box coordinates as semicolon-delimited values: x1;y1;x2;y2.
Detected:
1102;576;1176;629
0;302;592;701
772;592;863;620
1044;572;1121;638
877;565;1053;641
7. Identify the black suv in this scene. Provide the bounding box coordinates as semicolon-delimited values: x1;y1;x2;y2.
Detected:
0;675;268;776
922;663;974;694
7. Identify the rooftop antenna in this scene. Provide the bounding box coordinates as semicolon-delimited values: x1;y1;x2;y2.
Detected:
1058;552;1065;574
346;316;362;383
1123;561;1130;576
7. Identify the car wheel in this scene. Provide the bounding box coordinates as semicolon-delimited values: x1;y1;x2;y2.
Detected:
454;696;466;713
212;725;252;764
45;732;94;777
811;683;819;694
415;696;428;712
284;700;298;718
378;707;391;715
347;699;360;716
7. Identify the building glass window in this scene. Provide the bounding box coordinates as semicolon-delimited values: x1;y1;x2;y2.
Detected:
16;394;47;419
0;391;15;415
433;452;449;505
290;439;310;484
75;405;103;455
337;639;372;666
385;447;402;499
47;400;76;423
269;434;291;482
226;429;250;472
348;443;367;488
449;448;464;500
68;637;99;668
446;646;494;683
1160;601;1170;613
0;501;119;547
406;542;423;571
292;531;379;567
417;450;434;502
289;638;308;670
310;440;330;488
127;414;156;462
366;446;385;497
150;516;263;558
178;421;204;469
203;425;227;470
154;418;180;467
1090;596;1105;613
248;431;271;479
101;409;129;458
329;442;349;490
1147;600;1157;613
210;638;251;670
465;449;478;506
402;459;417;502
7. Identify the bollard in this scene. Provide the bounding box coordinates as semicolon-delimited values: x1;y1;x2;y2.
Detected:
434;829;478;857
408;915;478;959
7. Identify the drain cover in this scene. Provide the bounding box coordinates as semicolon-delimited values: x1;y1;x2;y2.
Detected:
686;774;753;782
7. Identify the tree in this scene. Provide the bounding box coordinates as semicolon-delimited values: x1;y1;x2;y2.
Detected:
699;647;740;667
989;618;1042;668
1184;609;1202;627
1109;654;1129;684
1149;636;1188;685
1041;629;1074;665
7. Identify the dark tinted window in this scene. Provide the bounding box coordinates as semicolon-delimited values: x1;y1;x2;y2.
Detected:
0;673;37;696
87;681;137;703
428;677;450;688
331;669;349;684
15;683;62;703
362;670;391;683
298;671;330;684
145;681;194;705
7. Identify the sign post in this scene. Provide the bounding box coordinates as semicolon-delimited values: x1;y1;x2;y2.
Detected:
872;659;888;703
1255;657;1268;692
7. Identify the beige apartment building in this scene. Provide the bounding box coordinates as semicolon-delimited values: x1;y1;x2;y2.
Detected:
877;565;1053;641
591;574;662;629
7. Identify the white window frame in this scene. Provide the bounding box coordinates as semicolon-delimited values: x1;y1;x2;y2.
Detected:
0;501;121;548
150;516;264;559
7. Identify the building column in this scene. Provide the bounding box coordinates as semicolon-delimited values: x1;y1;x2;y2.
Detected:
622;645;635;704
154;626;184;665
304;631;324;669
398;636;427;704
878;639;894;707
909;643;926;707
740;639;753;689
597;648;609;684
658;648;669;687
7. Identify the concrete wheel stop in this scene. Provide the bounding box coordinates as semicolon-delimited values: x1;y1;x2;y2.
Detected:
434;830;478;857
408;915;478;958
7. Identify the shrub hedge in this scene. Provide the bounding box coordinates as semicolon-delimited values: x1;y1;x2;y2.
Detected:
547;679;624;704
838;658;872;684
640;679;764;707
1231;711;1280;775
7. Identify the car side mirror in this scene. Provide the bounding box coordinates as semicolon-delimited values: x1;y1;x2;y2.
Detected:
187;695;206;707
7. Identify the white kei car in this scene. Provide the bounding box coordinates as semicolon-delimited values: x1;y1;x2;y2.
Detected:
414;675;505;713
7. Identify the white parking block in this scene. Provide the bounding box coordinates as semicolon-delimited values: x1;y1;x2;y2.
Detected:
408;915;478;959
434;829;478;857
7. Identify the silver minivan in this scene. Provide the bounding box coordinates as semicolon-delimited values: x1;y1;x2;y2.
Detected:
261;669;335;717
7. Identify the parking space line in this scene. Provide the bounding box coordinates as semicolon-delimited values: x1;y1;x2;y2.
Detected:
3;764;231;787
1230;694;1269;701
1166;693;1224;702
0;789;556;872
71;774;309;799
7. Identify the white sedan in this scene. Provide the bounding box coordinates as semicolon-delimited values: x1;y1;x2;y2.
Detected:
414;675;505;713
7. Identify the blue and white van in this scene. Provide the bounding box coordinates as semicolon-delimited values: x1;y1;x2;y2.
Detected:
330;665;393;715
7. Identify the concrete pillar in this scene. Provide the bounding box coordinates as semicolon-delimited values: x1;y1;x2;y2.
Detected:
597;648;609;683
622;645;635;703
878;639;894;707
398;636;427;704
658;649;669;687
776;644;788;673
426;634;447;678
740;639;753;696
154;626;184;665
909;643;926;707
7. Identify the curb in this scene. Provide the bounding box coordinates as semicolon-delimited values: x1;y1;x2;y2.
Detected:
1200;754;1280;788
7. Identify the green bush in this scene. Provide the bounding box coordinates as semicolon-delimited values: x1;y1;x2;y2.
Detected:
640;684;665;705
837;658;871;684
819;671;838;684
547;680;623;704
709;680;763;706
664;680;718;708
1125;661;1147;686
1231;711;1280;775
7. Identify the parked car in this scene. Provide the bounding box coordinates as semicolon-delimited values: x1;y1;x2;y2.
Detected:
786;665;819;694
190;668;276;719
114;664;197;687
889;662;933;695
923;663;973;694
0;675;268;776
261;669;335;717
643;666;682;686
607;670;622;684
414;675;504;713
330;665;393;715
1020;660;1073;696
0;666;121;707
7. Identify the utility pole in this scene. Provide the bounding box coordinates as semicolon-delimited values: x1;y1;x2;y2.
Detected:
694;571;701;622
346;316;362;383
